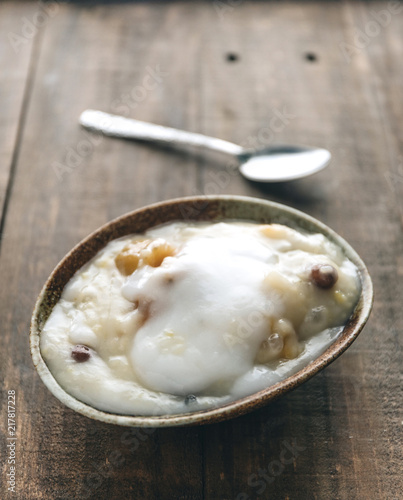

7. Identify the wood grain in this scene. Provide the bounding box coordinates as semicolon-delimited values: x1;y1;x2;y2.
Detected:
0;1;37;225
0;1;402;499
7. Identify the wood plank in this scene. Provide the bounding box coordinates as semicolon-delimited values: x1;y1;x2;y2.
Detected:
0;1;402;499
0;3;204;499
0;1;37;230
198;1;403;499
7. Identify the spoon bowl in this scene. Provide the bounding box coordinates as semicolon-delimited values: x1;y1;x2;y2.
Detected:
30;195;373;427
79;110;331;183
239;145;331;182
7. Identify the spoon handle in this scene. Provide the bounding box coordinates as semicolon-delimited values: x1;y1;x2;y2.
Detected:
79;110;243;157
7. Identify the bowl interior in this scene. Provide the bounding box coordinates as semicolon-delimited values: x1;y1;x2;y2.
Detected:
30;195;373;427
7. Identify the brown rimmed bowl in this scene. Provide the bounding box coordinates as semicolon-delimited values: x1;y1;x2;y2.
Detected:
30;195;373;427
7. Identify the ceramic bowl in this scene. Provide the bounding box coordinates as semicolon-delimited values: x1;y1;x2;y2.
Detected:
30;195;373;427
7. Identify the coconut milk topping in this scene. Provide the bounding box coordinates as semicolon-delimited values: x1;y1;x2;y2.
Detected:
40;222;360;415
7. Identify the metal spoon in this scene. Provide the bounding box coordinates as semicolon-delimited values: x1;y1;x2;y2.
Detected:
79;110;331;182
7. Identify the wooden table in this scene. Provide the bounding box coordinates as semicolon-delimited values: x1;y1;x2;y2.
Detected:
1;1;402;499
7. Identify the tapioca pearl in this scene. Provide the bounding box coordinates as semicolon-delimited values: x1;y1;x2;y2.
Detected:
256;319;297;363
256;333;284;363
299;306;330;339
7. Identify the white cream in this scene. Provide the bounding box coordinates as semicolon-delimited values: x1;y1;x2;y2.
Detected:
40;222;360;415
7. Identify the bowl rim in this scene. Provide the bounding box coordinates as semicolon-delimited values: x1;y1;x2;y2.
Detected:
30;195;373;427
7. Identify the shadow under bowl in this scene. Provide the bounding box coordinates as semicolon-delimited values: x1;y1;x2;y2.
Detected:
30;195;373;427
